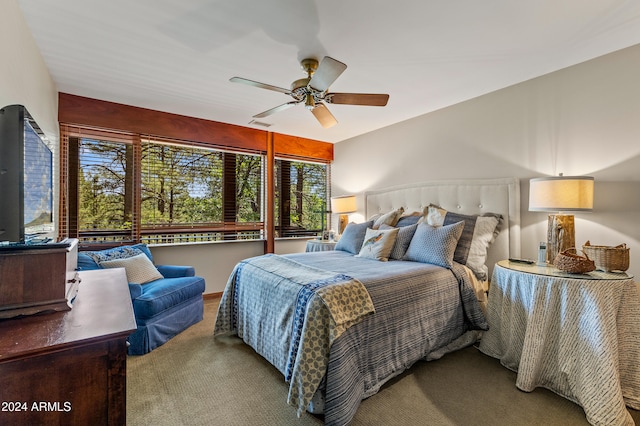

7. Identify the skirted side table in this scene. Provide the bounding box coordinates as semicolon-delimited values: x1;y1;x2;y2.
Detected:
305;239;337;252
479;260;639;426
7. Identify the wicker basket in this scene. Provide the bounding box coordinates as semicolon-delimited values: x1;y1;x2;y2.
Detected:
553;248;596;274
582;241;630;272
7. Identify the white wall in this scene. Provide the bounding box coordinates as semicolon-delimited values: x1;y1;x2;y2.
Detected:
149;239;309;295
333;44;640;281
1;0;58;141
2;0;60;238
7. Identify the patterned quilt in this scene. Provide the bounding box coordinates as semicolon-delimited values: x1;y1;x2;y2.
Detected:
215;250;488;426
214;254;375;415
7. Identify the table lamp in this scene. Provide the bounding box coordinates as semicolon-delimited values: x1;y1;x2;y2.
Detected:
529;174;594;263
331;195;357;234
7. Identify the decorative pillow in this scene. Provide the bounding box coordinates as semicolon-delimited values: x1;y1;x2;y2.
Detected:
403;221;465;268
87;246;143;265
99;252;163;284
80;243;155;271
356;227;399;261
423;204;447;226
372;207;404;229
335;220;375;255
426;206;502;280
367;213;383;222
380;223;419;260
395;213;422;228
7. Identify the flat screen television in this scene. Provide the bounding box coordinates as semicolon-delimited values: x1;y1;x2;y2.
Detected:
0;105;55;244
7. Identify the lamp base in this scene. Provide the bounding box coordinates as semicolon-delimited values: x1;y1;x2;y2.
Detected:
338;214;349;234
546;214;575;263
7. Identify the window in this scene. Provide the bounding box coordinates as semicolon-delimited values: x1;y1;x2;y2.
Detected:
140;139;263;243
62;126;331;246
64;129;265;246
70;133;136;244
275;159;329;238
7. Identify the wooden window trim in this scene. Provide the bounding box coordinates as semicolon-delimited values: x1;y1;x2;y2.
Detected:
58;94;332;249
58;93;333;162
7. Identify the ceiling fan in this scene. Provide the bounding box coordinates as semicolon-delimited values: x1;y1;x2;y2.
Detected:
230;56;389;128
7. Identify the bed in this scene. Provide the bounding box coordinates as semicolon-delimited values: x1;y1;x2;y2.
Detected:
214;177;521;425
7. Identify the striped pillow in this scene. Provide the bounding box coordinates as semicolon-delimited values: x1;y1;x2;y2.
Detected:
426;205;502;280
395;214;421;227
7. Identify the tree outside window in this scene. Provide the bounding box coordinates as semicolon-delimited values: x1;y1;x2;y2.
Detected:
65;130;328;246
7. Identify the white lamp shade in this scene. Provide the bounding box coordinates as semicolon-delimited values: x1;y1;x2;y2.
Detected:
529;176;594;212
331;195;357;214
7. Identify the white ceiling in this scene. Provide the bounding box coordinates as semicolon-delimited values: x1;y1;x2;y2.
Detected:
17;0;640;143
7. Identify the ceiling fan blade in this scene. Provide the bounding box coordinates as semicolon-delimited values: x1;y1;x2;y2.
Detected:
230;77;290;94
311;103;337;128
253;101;299;118
308;56;347;92
326;93;389;106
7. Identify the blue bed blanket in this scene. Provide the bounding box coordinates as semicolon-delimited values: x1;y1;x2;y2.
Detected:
215;250;488;426
214;253;375;415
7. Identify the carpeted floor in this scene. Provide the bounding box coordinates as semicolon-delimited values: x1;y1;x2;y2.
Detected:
127;298;639;426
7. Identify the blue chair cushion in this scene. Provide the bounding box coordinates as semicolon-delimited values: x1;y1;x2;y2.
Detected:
133;275;205;320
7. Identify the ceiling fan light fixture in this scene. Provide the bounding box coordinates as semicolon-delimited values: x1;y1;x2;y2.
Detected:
230;55;389;128
304;93;315;110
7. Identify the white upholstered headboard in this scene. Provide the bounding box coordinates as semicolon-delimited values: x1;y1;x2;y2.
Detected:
364;177;521;275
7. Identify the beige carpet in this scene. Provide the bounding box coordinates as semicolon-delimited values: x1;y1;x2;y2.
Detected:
127;299;639;425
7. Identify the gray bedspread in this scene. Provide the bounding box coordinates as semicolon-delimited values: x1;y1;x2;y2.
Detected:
215;250;488;426
214;253;375;415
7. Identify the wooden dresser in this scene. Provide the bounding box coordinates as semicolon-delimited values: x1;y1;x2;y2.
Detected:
0;268;136;426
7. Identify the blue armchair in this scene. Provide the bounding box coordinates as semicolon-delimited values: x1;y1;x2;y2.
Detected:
77;244;205;355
